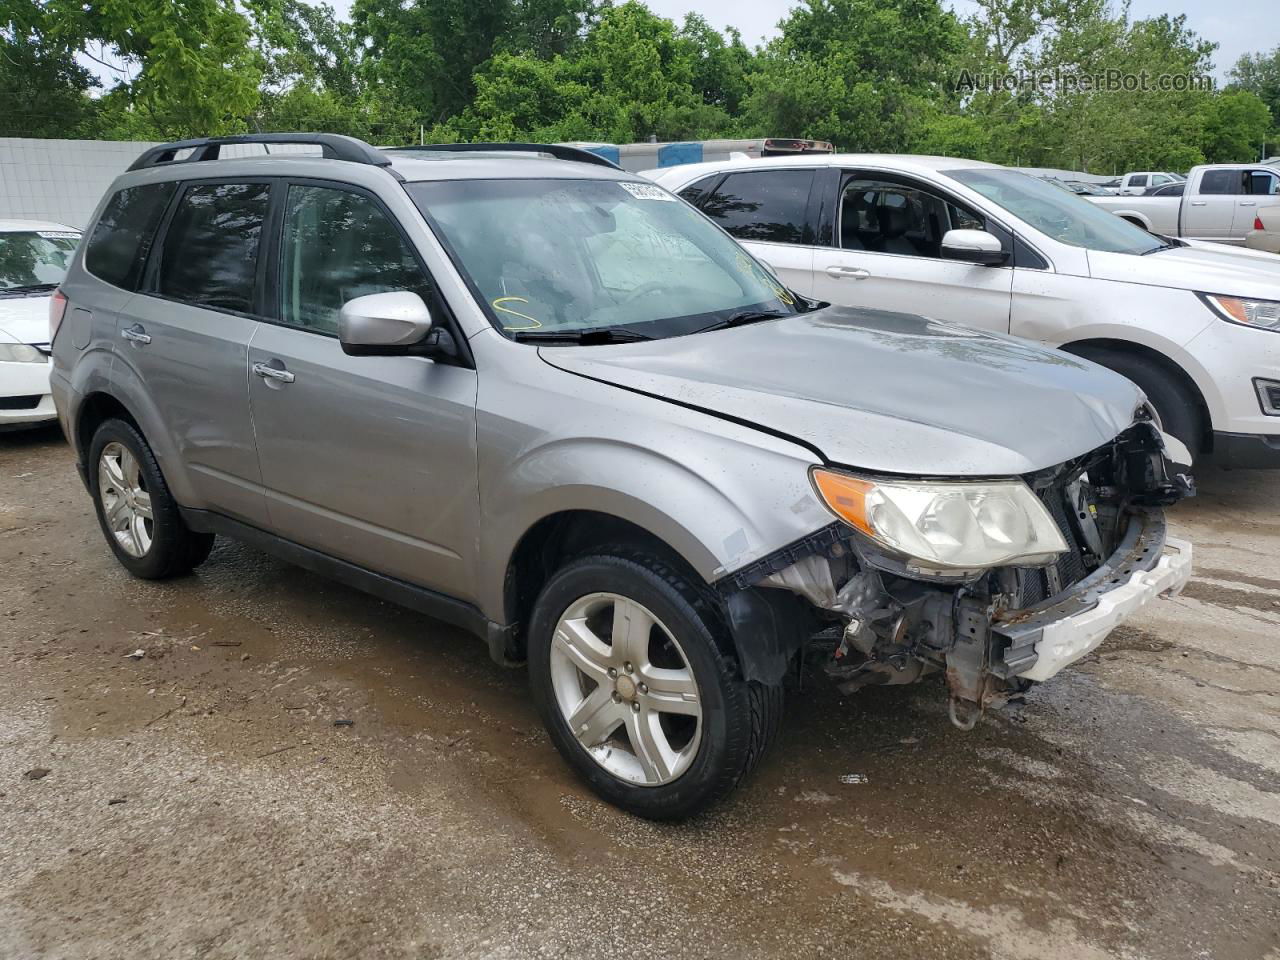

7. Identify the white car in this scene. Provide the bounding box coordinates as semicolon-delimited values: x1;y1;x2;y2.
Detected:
646;155;1280;468
1116;171;1185;196
1;220;82;431
1246;205;1280;255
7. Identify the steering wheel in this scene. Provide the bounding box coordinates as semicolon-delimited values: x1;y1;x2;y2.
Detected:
622;281;674;303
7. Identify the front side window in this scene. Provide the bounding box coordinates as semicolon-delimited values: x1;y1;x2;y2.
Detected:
157;182;270;314
1199;170;1243;195
839;177;985;257
280;185;431;335
0;229;81;293
1130;175;1148;187
700;170;814;244
950;168;1164;255
85;182;177;291
409;177;802;339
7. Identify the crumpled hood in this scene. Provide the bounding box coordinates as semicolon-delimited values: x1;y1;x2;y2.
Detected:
540;307;1144;476
1088;243;1280;300
0;294;52;345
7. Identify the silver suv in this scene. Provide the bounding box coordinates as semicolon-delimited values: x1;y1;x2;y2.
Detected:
52;134;1194;819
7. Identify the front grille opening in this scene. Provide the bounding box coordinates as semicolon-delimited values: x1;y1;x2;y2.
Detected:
1015;481;1096;607
0;395;42;410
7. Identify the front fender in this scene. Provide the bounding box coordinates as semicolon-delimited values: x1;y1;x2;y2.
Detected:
476;418;832;623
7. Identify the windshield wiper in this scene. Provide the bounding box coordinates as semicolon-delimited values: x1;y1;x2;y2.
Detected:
696;309;789;334
509;327;653;345
0;282;58;294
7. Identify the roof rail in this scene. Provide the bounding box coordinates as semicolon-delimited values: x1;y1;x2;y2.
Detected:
128;133;392;171
387;142;621;170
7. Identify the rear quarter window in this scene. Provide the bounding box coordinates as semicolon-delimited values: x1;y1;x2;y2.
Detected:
85;182;178;290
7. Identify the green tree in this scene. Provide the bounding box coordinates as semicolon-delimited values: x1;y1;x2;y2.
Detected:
44;0;262;138
1;1;98;137
1199;89;1272;162
744;0;966;149
1229;46;1280;133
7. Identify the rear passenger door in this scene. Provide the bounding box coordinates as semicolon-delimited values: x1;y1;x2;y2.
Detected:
122;180;272;526
246;181;479;601
810;172;1013;333
692;169;817;295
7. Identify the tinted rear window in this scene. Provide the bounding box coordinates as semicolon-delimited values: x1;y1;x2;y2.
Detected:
678;175;720;208
85;182;177;290
701;170;814;244
157;182;270;314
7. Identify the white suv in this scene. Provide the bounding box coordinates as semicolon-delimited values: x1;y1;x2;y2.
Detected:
648;155;1280;468
1;220;81;431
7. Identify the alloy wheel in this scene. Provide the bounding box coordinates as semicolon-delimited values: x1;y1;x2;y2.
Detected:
549;592;702;786
98;441;153;558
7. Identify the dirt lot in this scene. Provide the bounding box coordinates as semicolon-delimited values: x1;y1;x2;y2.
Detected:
1;427;1278;960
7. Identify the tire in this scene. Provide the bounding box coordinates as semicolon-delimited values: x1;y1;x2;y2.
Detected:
88;418;216;579
528;550;782;820
1072;348;1201;465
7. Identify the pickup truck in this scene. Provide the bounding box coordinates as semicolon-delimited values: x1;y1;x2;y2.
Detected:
1087;164;1280;243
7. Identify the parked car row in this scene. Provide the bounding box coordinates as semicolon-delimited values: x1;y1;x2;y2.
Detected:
40;133;1204;819
1085;163;1280;244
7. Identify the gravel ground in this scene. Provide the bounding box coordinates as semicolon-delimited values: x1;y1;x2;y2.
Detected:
1;426;1278;960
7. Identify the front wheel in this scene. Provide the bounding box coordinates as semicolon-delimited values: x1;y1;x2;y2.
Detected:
528;551;782;820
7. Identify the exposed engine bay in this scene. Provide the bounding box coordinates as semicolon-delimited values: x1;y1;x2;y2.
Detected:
718;421;1195;729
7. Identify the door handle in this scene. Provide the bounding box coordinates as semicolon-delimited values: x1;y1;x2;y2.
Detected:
1239;200;1256;207
252;361;295;384
120;324;151;345
825;265;871;280
1189;201;1207;206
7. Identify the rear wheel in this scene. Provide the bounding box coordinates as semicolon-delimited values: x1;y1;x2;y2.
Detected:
88;418;215;579
528;551;782;820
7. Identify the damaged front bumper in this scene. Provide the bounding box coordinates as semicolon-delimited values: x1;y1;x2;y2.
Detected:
995;512;1191;683
715;421;1194;728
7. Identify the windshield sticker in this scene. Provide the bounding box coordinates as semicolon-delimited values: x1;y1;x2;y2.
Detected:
493;296;543;330
618;182;676;202
37;231;81;240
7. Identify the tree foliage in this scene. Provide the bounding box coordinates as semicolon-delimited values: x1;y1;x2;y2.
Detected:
1;0;1274;170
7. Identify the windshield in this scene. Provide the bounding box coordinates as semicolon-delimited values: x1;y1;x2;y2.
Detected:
950;169;1164;255
0;230;81;292
408;178;802;339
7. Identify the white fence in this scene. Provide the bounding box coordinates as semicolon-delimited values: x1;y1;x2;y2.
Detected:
0;138;324;230
0;138;159;229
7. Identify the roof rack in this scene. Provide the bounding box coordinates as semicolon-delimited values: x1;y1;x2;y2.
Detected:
387;142;621;170
128;133;392;171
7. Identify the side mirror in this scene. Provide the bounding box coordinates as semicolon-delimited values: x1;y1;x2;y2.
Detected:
339;291;433;357
941;229;1008;266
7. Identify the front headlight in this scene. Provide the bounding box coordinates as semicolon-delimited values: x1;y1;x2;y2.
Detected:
812;469;1068;574
1199;293;1280;333
0;343;45;363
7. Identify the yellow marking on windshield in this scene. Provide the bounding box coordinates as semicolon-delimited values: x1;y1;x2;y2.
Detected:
493;296;543;330
734;253;796;305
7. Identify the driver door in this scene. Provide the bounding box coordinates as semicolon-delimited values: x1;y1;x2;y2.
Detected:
247;181;480;601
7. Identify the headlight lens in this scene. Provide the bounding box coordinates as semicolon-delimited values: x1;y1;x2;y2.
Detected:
0;343;45;363
1200;293;1280;332
812;469;1068;572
